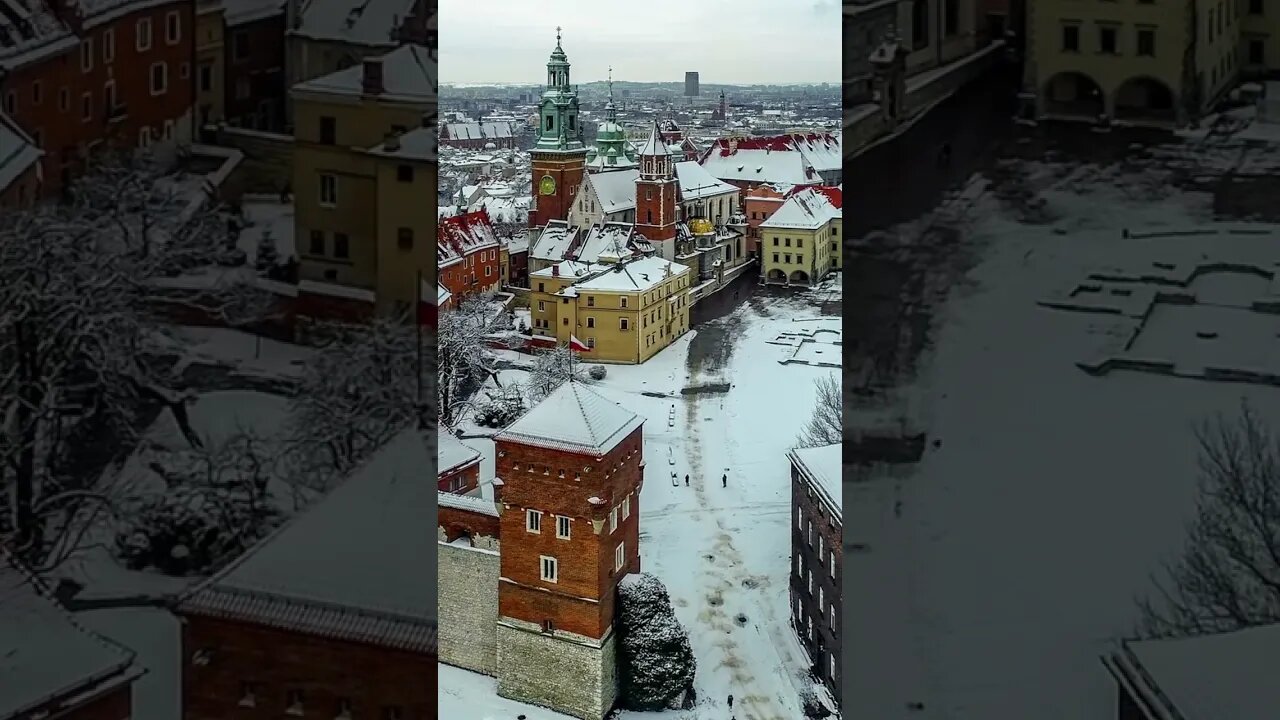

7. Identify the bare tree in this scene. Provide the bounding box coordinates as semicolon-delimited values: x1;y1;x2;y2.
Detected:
437;294;512;426
796;373;842;448
281;313;432;492
524;344;585;405
1137;399;1280;637
0;150;270;570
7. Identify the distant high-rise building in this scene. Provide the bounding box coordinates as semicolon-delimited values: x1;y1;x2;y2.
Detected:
685;71;699;96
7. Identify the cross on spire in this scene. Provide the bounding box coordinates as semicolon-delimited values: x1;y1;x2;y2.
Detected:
556;26;562;46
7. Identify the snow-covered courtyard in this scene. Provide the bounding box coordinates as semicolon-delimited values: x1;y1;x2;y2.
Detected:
441;280;842;719
848;144;1280;718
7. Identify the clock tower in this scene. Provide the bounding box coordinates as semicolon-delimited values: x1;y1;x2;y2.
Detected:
529;27;588;229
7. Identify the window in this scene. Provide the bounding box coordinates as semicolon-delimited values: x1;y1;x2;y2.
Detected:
319;116;336;144
609;506;620;532
537;300;546;311
586;337;596;348
139;126;151;146
103;28;114;62
527;509;542;533
623;495;630;520
136;18;152;51
540;619;555;633
808;569;814;594
199;64;213;92
81;38;93;71
773;253;779;263
619;318;630;331
1137;28;1155;56
104;81;116;112
397;164;413;182
796;554;802;577
286;690;304;716
1061;24;1079;52
556;515;571;539
163;119;173;139
1250;39;1265;64
830;603;836;629
165;11;180;44
818;534;824;561
807;519;813;546
620;296;628;308
319;174;337;206
587;295;595;306
1099;26;1117;54
333;233;349;259
818;587;824;612
59;88;69;111
830;552;836;576
540;555;558;582
797;255;804;264
397;227;413;250
584;316;596;329
80;92;92;121
238;682;257;707
150;62;167;95
829;654;836;681
233;31;249;60
615;541;625;571
309;230;324;255
485;265;492;277
797;509;803;531
784;237;791;247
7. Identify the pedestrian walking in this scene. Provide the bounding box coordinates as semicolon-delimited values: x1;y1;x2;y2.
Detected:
727;694;733;709
685;474;690;486
722;473;727;488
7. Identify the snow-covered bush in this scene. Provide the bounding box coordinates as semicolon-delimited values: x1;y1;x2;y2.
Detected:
524;344;584;404
474;391;525;428
588;365;607;381
114;486;281;576
616;573;696;711
255;228;280;271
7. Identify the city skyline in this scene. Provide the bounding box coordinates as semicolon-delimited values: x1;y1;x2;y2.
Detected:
438;0;841;85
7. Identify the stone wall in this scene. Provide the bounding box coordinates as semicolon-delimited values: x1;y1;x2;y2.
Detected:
214;125;294;194
437;539;501;675
495;619;619;720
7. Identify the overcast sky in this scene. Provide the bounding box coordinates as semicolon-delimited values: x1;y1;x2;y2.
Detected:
438;0;841;85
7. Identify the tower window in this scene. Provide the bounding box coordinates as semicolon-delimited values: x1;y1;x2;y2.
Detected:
545;115;553;131
540;555;558;582
526;509;542;533
569;115;575;130
556;515;571;538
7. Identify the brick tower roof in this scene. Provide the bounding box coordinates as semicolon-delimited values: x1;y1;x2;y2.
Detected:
495;382;642;456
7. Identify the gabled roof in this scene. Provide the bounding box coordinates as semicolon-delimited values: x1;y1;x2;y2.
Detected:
529;220;580;263
443;122;513;140
638;121;669;157
438;209;501;267
575;222;643;265
0;0;74;71
569;255;689;294
176;428;436;654
293;44;435;103
0;549;142;719
673;161;738;201
438;428;481;477
1103;623;1280;720
583;161;737;218
495;381;644;457
788;443;842;519
698;135;823;186
760;186;841;230
293;0;417;46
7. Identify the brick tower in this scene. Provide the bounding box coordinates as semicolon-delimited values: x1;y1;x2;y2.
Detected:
529;27;588;229
634;120;679;260
492;382;645;720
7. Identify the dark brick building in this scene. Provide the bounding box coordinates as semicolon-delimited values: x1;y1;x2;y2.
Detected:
221;0;285;131
788;443;843;706
1;548;143;720
174;428;436;720
438;426;482;494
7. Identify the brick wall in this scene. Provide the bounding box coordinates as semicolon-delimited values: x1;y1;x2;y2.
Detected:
495;620;618;720
213;124;293;193
438;504;500;541
791;464;843;704
436;539;500;675
181;615;435;720
438;461;480;493
494;427;643;640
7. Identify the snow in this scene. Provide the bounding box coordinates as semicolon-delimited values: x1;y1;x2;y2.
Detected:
0;551;140;716
298;278;376;302
292;44;435;103
495;382;644;457
443;121;514;140
760;186;842;230
77;608;181;720
850;160;1280;718
158;326;312;378
438;427;482;475
789;444;842;515
570;256;691;293
1114;623;1280;718
367;126;437;161
672;160;739;200
638;122;670;157
530;221;579;263
182;427;434;623
293;0;413;46
698;138;823;186
222;0;284;25
439;664;576;719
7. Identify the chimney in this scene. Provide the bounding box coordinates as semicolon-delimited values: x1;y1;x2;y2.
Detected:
362;57;385;96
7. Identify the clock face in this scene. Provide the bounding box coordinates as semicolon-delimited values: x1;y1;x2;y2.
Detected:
539;174;556;195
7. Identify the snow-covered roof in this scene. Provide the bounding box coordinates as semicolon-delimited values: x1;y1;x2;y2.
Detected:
0;110;41;193
293;0;415;46
575;223;640;265
438;428;481;477
588;169;642;215
570;256;690;294
673;161;739;201
222;0;285;25
787;133;842;172
638;122;669;157
1105;623;1280;719
437;282;451;305
789;443;842;518
292;44;435;103
471;195;527;225
438;209;500;267
495;382;644;457
530;259;602;280
443;122;513;140
699;136;822;186
529;220;580;263
0;549;142;717
760;186;842;231
366;125;436;161
437;489;498;517
176;428;436;653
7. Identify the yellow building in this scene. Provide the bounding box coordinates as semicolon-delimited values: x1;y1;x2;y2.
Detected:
893;0;981;76
1027;0;1252;126
760;187;842;287
291;44;437;314
528;256;692;364
195;0;226;128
